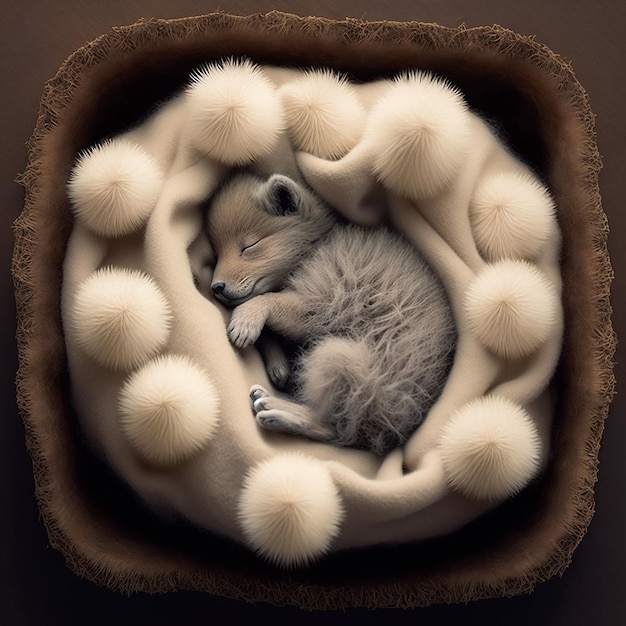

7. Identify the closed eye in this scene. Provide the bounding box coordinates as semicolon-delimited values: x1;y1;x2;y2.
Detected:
241;239;261;255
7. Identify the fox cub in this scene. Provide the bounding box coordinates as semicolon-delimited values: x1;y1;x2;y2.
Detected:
205;172;457;455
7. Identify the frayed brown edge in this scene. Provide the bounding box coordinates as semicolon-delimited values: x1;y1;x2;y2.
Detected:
12;11;616;609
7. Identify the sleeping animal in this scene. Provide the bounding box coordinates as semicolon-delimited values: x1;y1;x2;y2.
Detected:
205;172;457;454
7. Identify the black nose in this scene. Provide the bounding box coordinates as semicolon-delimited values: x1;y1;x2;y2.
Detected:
211;282;226;295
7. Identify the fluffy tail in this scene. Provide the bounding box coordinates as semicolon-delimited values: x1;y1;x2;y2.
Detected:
297;337;425;454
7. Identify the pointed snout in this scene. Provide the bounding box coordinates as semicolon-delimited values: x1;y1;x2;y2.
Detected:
210;281;254;307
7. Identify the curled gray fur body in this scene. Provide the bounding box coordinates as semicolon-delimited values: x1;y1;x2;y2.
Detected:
206;172;457;455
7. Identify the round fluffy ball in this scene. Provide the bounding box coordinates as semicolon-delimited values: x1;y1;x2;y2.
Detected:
439;396;542;500
470;171;556;261
67;139;163;237
279;70;366;159
72;267;172;370
118;355;220;466
464;260;558;359
186;59;285;165
238;454;344;568
366;72;470;199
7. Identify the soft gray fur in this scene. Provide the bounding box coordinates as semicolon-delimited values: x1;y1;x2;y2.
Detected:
207;173;457;455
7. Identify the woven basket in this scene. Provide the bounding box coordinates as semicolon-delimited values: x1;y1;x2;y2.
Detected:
12;11;615;608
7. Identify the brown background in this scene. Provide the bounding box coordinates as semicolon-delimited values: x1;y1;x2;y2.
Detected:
2;1;624;624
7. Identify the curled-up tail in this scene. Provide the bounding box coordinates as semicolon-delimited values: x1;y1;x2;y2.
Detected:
297;336;430;455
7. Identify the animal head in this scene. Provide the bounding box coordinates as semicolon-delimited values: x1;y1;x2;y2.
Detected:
205;172;335;306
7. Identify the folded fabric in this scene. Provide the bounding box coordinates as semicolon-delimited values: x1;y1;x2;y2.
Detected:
60;59;563;568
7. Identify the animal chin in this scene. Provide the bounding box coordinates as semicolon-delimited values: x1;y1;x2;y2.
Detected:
215;291;256;308
214;277;274;307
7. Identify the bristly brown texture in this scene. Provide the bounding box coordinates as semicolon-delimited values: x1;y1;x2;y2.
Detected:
12;11;615;609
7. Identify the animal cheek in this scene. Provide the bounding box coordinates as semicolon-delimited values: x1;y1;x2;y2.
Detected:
268;256;296;278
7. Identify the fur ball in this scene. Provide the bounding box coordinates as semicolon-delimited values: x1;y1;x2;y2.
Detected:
238;454;344;568
366;72;470;199
464;260;558;359
439;396;542;500
67;139;163;237
186;59;285;165
470;171;556;261
118;355;220;466
71;267;172;370
279;70;366;159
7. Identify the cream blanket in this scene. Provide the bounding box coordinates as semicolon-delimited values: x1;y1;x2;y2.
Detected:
61;60;562;567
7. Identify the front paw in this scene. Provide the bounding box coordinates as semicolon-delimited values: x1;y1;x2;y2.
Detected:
227;302;266;348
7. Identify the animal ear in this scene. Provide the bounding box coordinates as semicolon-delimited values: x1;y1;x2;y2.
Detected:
261;175;303;215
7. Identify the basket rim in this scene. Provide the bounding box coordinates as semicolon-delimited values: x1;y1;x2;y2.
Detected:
11;10;616;609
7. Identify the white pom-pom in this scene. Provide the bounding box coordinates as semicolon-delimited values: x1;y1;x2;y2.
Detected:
366;72;470;199
470;171;556;261
68;139;163;237
72;267;172;370
464;260;558;359
186;59;285;165
279;70;366;159
238;454;344;568
439;396;542;500
119;355;220;466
